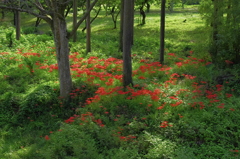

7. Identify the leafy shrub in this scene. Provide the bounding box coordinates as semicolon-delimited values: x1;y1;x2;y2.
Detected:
22;26;37;34
15;85;60;125
40;123;101;159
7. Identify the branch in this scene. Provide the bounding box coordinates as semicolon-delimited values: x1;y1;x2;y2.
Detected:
0;5;52;23
82;6;101;32
67;0;98;39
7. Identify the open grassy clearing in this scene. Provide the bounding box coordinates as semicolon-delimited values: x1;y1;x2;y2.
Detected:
0;5;239;159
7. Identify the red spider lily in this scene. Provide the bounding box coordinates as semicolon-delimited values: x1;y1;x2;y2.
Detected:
170;100;183;107
217;103;225;109
226;93;233;98
160;121;169;128
45;135;50;140
64;116;75;123
229;108;235;111
168;53;176;56
206;94;217;99
169;96;178;100
138;76;146;79
175;62;183;67
216;84;223;91
225;60;233;64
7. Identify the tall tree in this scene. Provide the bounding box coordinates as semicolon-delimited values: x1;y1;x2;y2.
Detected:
122;0;134;87
73;0;78;42
160;0;166;64
86;0;91;53
0;0;98;98
15;9;20;40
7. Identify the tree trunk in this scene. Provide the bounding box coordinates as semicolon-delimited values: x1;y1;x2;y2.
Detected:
52;16;72;98
123;0;134;88
86;0;91;53
160;0;166;64
73;0;77;42
15;10;20;40
1;10;4;19
35;17;42;27
140;4;146;25
146;3;150;13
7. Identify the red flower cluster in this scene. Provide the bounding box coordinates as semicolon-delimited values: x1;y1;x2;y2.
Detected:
160;121;172;128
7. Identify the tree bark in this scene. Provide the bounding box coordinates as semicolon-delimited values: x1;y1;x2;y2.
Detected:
73;0;77;42
51;16;72;98
140;4;146;25
160;0;166;64
86;0;91;53
15;10;20;40
123;0;134;88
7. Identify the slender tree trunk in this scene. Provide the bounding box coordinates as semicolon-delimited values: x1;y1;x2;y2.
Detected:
123;0;134;88
35;17;42;27
15;10;20;40
52;17;72;98
140;4;146;25
146;3;150;13
73;0;77;42
160;0;166;64
86;0;91;53
1;10;4;19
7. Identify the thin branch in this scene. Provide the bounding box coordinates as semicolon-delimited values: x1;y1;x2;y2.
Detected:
0;5;52;23
68;0;98;39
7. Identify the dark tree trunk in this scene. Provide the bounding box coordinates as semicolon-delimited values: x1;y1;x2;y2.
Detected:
35;17;41;27
160;0;166;64
86;0;91;53
51;16;72;98
73;0;77;42
146;3;150;13
123;0;134;88
15;10;20;40
140;4;146;25
1;10;4;19
65;4;73;18
110;6;120;29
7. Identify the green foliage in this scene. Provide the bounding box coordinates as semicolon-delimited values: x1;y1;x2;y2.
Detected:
199;0;240;65
22;26;37;34
15;85;60;125
40;124;101;159
5;29;14;47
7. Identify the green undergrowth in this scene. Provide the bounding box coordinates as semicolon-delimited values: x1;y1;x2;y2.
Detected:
0;5;239;159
